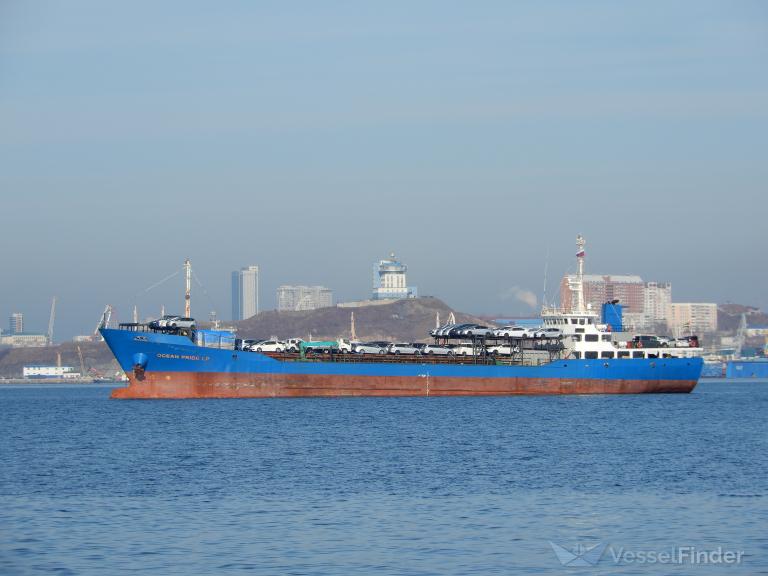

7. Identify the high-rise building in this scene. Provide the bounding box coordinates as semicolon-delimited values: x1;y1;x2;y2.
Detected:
560;275;645;314
9;313;23;335
667;303;718;336
231;266;259;321
643;282;672;327
372;253;417;300
277;285;333;312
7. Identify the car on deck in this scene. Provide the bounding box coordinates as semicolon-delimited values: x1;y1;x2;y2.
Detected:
353;342;387;354
387;343;421;355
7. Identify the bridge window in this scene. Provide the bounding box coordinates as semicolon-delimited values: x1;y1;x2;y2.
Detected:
585;334;599;342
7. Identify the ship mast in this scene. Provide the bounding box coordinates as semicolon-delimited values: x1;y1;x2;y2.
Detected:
575;235;586;314
184;258;192;318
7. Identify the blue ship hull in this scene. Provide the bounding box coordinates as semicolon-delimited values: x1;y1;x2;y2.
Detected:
101;329;702;398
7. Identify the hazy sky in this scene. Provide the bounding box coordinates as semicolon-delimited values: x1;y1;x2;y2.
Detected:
1;1;766;339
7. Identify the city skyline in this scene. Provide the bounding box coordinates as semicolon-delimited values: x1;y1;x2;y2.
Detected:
0;246;741;340
1;1;766;339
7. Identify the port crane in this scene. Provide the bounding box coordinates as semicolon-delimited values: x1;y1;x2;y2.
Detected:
77;345;86;377
734;313;747;360
47;297;56;345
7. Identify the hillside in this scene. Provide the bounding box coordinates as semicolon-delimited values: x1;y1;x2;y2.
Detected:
0;340;119;379
718;304;768;333
233;297;487;342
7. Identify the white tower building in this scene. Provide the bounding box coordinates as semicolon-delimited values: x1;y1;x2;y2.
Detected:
371;253;417;300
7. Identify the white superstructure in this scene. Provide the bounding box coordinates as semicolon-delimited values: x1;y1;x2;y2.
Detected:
542;236;701;360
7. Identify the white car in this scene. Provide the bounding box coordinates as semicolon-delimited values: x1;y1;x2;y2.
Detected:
671;337;698;348
168;316;195;329
284;338;304;352
240;339;259;351
422;344;455;356
459;325;495;337
454;342;479;356
533;327;562;339
387;343;421;355
487;344;519;356
493;326;535;338
148;315;180;330
250;340;285;353
353;342;387;354
430;323;455;337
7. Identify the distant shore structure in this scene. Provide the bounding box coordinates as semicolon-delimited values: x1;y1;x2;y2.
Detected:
23;365;81;379
277;285;333;312
372;253;417;301
231;265;260;321
0;333;48;347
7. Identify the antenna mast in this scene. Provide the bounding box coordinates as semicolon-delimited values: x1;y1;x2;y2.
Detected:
542;247;550;311
184;258;192;317
575;235;586;313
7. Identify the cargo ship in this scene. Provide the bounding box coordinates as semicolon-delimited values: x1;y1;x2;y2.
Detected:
102;239;703;399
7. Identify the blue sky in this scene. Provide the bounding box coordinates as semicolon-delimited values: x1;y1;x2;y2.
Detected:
1;1;766;339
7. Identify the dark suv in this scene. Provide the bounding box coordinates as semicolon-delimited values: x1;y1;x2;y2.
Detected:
631;335;665;348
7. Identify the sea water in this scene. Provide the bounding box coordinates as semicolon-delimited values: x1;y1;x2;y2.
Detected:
1;380;766;575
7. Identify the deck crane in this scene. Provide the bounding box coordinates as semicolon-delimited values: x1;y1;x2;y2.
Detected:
94;305;113;336
47;297;56;345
